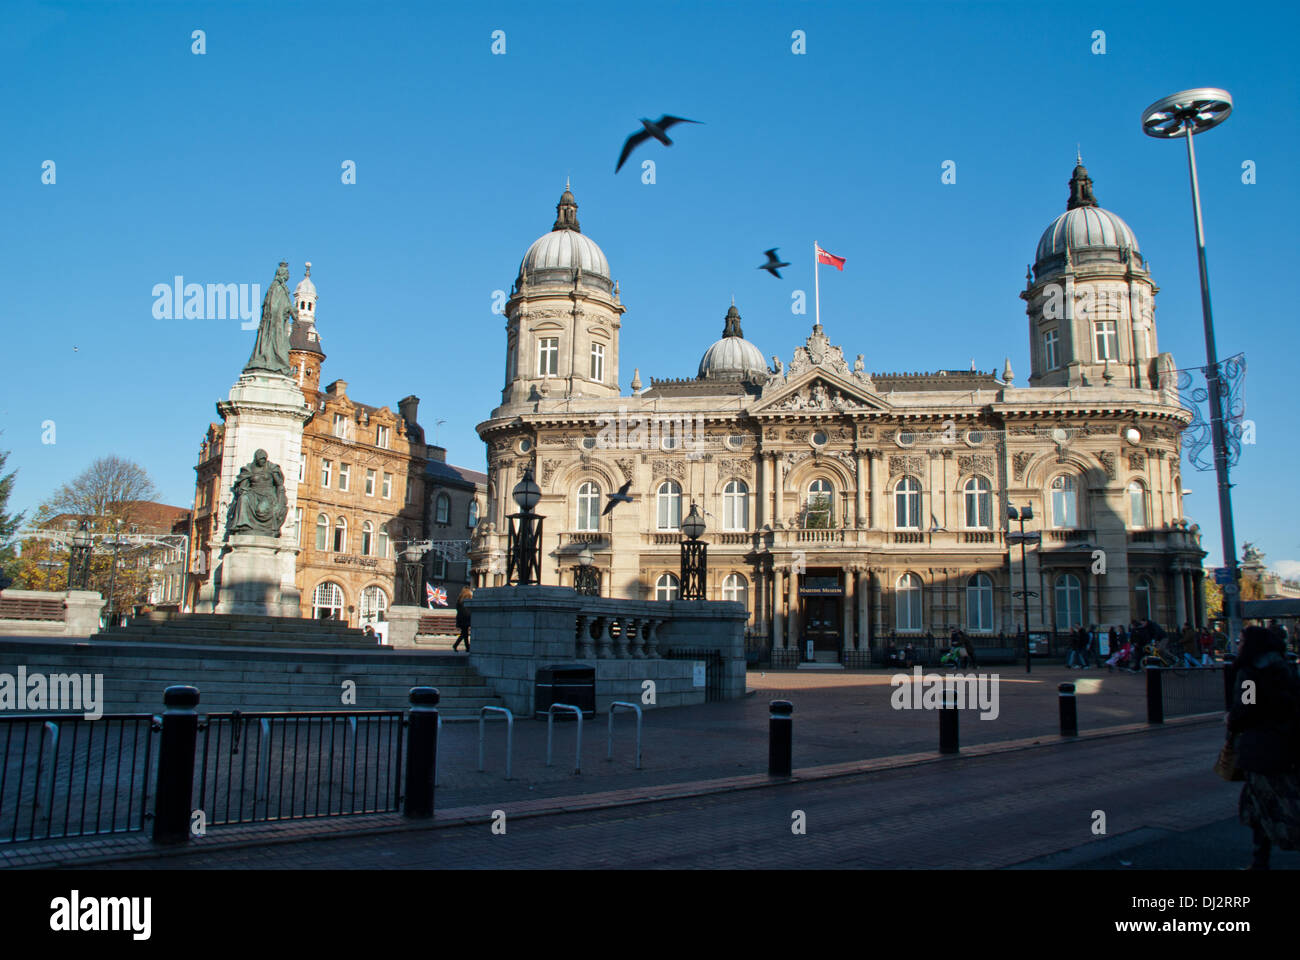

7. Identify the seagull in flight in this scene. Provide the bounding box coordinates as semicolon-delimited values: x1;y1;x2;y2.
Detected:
603;480;634;515
616;115;702;173
758;249;790;278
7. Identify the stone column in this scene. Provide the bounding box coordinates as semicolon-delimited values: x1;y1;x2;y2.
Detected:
759;453;771;528
787;566;799;651
856;569;870;653
1173;568;1187;627
1194;573;1206;628
842;566;855;652
772;454;784;527
868;451;881;528
854;450;867;527
772;568;785;650
873;569;884;640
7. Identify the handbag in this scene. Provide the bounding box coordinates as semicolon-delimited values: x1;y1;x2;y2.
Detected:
1215;736;1245;782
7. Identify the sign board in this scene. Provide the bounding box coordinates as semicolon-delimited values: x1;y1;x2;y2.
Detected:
372;622;389;645
1214;567;1233;585
692;662;706;688
1028;631;1051;655
798;586;844;596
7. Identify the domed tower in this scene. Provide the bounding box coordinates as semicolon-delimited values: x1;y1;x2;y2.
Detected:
1021;159;1160;389
698;302;768;383
289;262;325;396
500;184;626;406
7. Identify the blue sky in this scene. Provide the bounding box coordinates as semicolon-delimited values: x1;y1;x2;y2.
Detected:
2;0;1297;576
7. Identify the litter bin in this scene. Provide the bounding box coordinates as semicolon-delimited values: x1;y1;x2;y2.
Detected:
535;664;596;719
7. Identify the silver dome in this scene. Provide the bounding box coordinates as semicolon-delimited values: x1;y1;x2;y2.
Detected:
1035;205;1140;263
520;229;610;279
698;304;767;380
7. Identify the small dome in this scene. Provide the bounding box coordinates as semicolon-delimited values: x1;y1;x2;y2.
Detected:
294;261;317;300
698;303;767;380
1033;161;1143;271
518;185;612;289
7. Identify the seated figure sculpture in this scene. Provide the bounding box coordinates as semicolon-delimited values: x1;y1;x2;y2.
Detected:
225;449;287;538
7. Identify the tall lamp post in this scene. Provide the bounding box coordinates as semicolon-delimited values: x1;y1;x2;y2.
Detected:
106;518;123;628
399;543;425;606
506;468;543;585
680;503;707;600
1141;87;1241;644
1007;504;1041;674
573;543;600;596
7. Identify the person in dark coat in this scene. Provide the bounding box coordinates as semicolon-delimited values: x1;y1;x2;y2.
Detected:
453;587;473;652
1228;626;1300;869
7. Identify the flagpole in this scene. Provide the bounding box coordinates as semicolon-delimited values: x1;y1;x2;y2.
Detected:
813;241;821;329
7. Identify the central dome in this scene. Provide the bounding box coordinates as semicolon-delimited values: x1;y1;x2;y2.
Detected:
518;185;612;288
1033;161;1144;275
698;304;767;381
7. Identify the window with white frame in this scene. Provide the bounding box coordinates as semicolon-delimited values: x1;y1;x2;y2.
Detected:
805;478;833;529
316;514;329;550
966;573;994;632
333;516;348;553
405;478;414;505
1050;475;1078;528
576;481;600;531
1094;320;1117;361
1055;573;1083;629
382;472;392;499
722;573;748;611
964;476;992;529
1044;329;1060;370
377;525;389;559
333;414;350;440
376;425;390;449
294;507;302;546
435;493;451;525
1128;480;1147;528
430;553;447;580
537;337;559;376
468;501;479;528
360;586;387;625
655;572;679;601
312;581;344;620
589;342;605;382
321;459;332;488
895;476;921;529
657;481;682;531
365;468;375;496
723;479;749;531
362;521;373;556
896;573;923;631
339;463;350;491
1135;577;1152;621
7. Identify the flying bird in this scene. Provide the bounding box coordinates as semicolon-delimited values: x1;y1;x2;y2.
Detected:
603;480;634;515
758;248;790;278
615;115;702;173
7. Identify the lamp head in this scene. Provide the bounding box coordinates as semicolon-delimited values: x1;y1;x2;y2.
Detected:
577;544;594;567
1141;88;1232;138
682;503;706;541
513;468;541;511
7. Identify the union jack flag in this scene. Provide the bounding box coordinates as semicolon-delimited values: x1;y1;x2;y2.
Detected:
427;584;447;607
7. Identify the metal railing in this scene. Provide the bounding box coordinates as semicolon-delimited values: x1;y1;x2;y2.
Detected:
478;706;514;780
664;648;724;701
606;702;642;769
545;704;583;773
195;710;404;825
1148;664;1229;722
0;714;155;844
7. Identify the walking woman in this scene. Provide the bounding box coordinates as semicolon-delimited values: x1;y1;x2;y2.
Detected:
1228;626;1300;869
453;586;473;652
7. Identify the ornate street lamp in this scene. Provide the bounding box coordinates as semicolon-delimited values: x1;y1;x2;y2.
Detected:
1007;504;1041;674
1141;87;1241;644
67;521;93;591
680;503;707;600
106;517;123;628
399;542;425;605
506;467;543;585
573;543;600;596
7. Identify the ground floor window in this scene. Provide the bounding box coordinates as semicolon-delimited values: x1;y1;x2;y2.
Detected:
312;581;344;620
360;585;388;624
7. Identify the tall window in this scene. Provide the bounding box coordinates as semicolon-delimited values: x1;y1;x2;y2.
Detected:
1135;576;1152;621
896;573;923;631
657;481;682;531
377;525;389;559
576;481;600;531
321;459;332;488
435;493;451;525
589;342;605;382
1044;329;1060;370
805;479;833;529
315;513;329;550
360;586;387;625
431;554;447;580
382;472;392;499
333;414;350;440
537;337;559;376
312;582;344;620
895;476;921;529
365;468;376;496
376;426;390;449
655;572;679;602
964;476;991;528
294;507;302;546
339;463;350;491
1094;320;1117;361
362;521;373;556
1050;475;1078;528
1055;574;1083;629
333;516;348;553
723;480;749;531
1128;480;1147;528
966;573;994;632
468;501;479;528
722;573;748;611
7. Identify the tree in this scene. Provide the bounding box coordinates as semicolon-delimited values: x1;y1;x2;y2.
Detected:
48;455;159;525
0;445;24;587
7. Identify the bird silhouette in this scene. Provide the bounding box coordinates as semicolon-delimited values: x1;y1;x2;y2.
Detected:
758;249;790;278
616;115;702;173
603;480;634;515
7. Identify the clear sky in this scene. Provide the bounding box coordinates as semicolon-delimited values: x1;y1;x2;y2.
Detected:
2;0;1297;576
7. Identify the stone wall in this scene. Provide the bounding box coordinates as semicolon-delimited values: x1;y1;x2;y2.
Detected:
0;589;104;638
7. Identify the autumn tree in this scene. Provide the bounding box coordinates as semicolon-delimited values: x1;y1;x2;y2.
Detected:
0;445;24;588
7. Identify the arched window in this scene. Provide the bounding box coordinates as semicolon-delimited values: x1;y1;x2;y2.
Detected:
805;478;833;529
657;481;682;531
1128;480;1147;528
655;572;679;601
312;581;344;620
1051;475;1078;528
895;477;921;529
1055;574;1083;629
723;480;749;531
315;513;329;550
334;516;347;553
362;521;373;556
435;493;451;525
468;501;479;528
722;573;748;610
360;586;388;625
377;524;389;559
896;573;923;631
1135;576;1152;621
966;573;994;632
964;476;991;529
576;481;600;532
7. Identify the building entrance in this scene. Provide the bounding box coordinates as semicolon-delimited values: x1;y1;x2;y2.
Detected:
800;571;843;656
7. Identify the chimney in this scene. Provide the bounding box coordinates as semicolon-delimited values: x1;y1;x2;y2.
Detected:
398;395;419;426
427;445;446;463
326;379;347;398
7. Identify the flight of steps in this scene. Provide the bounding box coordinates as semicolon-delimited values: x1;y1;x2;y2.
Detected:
0;636;506;718
91;612;375;648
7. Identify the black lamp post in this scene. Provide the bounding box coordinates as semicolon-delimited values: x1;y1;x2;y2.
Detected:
573;543;600;596
399;543;425;605
506;468;543;585
1007;504;1041;674
68;521;93;591
680;503;707;600
106;518;123;627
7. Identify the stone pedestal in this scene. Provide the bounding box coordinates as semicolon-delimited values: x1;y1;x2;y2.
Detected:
207;535;301;617
64;590;106;636
386;604;424;648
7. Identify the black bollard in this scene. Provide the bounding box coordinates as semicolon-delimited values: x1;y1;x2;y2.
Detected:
153;685;200;845
939;683;959;754
404;686;441;818
1058;682;1078;736
1145;665;1164;724
768;700;793;777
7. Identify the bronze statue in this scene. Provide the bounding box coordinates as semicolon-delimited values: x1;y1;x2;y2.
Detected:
244;261;295;376
225;449;287;538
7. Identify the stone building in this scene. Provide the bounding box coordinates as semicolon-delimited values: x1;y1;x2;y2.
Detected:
472;171;1208;664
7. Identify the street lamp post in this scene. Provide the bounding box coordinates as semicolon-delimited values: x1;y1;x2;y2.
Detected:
106;518;123;627
573;543;600;596
506;468;543;586
68;521;93;591
1141;87;1241;645
399;543;425;606
1007;504;1041;674
680;503;707;600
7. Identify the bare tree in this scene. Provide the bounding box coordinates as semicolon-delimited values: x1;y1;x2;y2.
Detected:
48;455;159;525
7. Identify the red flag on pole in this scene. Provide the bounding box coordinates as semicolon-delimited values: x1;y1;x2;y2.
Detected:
815;244;846;270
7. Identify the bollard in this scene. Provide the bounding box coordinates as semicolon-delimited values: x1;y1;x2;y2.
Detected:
938;683;959;754
1058;682;1078;736
1145;665;1164;724
768;700;793;777
404;686;440;818
153;685;200;845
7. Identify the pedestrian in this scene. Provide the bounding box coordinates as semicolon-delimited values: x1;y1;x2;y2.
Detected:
965;631;979;670
452;586;473;652
1200;627;1215;665
1227;626;1300;869
1066;627;1087;669
362;624;376;642
904;641;916;670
